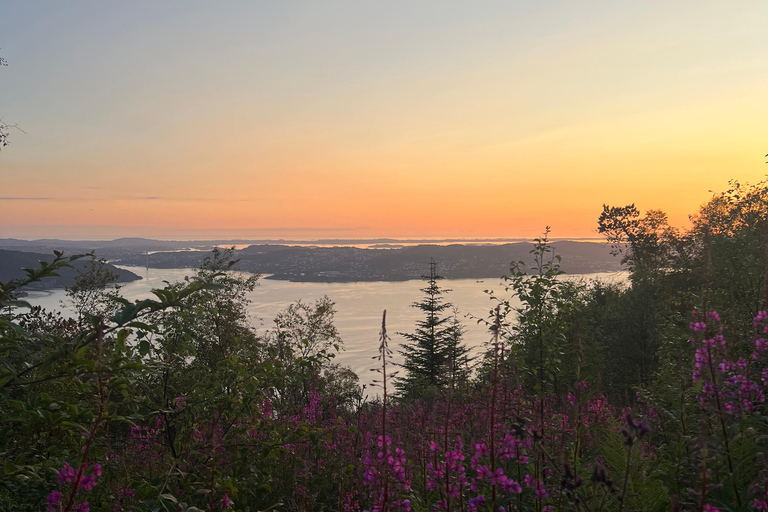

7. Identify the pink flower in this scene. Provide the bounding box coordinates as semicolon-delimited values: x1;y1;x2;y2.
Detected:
468;495;486;511
690;321;707;333
46;491;61;511
81;474;97;491
58;462;76;484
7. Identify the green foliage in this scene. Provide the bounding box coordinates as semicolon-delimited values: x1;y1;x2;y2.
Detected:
597;426;670;511
65;257;124;325
490;228;584;399
692;179;768;338
1;251;231;511
268;295;350;408
0;248;362;511
444;307;474;388
597;205;678;281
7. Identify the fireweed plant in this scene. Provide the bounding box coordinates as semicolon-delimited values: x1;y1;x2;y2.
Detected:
2;179;768;511
2;262;767;512
1;262;766;512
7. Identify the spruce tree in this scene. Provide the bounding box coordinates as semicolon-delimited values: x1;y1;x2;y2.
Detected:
445;306;474;388
396;259;456;396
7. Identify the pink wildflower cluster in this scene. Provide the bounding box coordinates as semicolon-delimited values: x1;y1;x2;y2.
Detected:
497;432;530;464
304;390;322;424
753;311;768;387
362;434;411;512
469;440;523;495
426;436;470;509
47;462;101;512
128;422;161;452
524;473;548;500
691;310;766;414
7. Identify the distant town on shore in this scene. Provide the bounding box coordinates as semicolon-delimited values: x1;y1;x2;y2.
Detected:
0;237;623;287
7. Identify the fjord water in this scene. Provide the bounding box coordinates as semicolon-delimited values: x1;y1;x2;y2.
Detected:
23;267;627;390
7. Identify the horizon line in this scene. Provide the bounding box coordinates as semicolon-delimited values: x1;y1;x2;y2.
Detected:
0;235;607;244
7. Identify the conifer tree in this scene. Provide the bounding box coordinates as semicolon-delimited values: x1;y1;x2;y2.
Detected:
396;259;458;396
445;306;474;387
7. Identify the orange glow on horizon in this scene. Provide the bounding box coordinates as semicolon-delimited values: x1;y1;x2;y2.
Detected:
1;2;766;240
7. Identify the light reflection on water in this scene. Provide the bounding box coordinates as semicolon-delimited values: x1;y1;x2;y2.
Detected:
23;267;627;390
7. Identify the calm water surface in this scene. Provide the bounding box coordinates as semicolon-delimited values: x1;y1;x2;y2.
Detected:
23;267;627;389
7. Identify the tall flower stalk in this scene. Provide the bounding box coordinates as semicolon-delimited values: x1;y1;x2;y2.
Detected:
490;305;501;510
364;311;411;512
691;310;744;507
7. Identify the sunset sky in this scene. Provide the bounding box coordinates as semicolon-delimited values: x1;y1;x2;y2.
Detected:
1;1;766;240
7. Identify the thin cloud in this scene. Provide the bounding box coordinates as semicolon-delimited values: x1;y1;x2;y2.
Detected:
0;195;266;202
0;197;51;200
205;227;367;232
1;196;165;202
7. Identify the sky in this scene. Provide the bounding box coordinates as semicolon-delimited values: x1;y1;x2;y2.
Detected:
1;1;766;240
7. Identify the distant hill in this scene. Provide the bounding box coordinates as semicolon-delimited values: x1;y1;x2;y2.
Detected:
0;238;624;283
111;241;624;282
0;250;142;290
0;238;197;254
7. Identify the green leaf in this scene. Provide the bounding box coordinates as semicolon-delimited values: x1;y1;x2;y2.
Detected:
61;421;90;434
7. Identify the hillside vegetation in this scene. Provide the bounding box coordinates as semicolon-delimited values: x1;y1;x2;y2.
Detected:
1;178;767;511
0;250;140;290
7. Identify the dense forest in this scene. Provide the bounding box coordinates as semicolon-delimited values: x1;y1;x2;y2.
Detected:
2;178;768;511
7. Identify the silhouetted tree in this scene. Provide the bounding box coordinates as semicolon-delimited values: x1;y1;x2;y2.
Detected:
444;306;473;388
597;204;677;280
65;258;122;327
396;259;454;397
